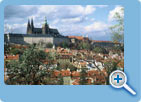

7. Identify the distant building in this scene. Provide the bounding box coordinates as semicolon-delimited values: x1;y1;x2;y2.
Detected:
27;17;61;37
4;17;70;45
63;76;72;85
68;36;90;44
92;40;121;47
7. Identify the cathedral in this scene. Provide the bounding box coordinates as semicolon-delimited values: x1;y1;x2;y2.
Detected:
27;17;62;37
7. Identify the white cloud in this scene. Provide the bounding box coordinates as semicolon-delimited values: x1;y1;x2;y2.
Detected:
13;23;27;29
108;6;124;21
85;21;109;32
58;23;84;35
63;5;95;17
90;18;95;22
139;0;141;2
84;5;96;15
61;17;82;23
5;23;27;33
60;16;88;24
38;5;58;15
36;5;96;20
51;19;60;25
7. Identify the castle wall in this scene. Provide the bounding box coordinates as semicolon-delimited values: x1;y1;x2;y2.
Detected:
23;36;54;45
5;33;70;45
53;38;70;45
93;42;115;47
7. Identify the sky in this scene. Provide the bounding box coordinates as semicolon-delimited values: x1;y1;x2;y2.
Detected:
4;5;124;41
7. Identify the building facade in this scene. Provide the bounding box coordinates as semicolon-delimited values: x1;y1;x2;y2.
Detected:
4;33;70;45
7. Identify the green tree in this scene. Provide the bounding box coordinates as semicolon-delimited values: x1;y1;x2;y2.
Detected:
69;66;77;72
60;42;69;48
46;43;53;48
46;52;56;63
5;45;48;85
80;68;87;85
104;61;119;84
10;48;24;55
4;43;11;54
93;47;108;54
113;45;124;53
110;7;124;43
78;42;90;50
57;74;64;85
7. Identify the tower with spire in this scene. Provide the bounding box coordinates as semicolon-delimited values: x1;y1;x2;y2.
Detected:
27;19;33;34
42;17;49;34
31;18;34;31
26;17;60;36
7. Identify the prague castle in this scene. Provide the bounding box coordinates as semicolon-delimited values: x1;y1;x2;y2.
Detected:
27;17;62;37
4;17;118;47
4;17;70;45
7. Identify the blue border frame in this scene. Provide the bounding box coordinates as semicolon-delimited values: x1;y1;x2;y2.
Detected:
0;0;140;102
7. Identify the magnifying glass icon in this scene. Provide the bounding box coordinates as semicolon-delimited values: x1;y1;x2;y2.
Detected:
109;70;136;95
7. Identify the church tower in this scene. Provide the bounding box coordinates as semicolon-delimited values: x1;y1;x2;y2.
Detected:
31;18;34;32
27;19;32;34
42;17;49;34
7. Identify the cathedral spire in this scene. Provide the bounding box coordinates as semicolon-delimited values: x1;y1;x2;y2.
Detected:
31;17;34;29
42;17;49;34
27;19;31;28
44;16;47;25
27;19;32;34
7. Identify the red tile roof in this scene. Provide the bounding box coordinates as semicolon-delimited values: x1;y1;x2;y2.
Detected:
44;49;55;53
68;36;84;40
87;70;99;77
79;62;87;66
4;55;19;60
72;79;80;85
11;45;28;49
61;70;71;77
72;71;80;77
117;60;124;68
54;70;61;77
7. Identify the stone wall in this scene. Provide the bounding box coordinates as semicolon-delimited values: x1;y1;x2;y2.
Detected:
5;33;70;45
53;38;70;45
